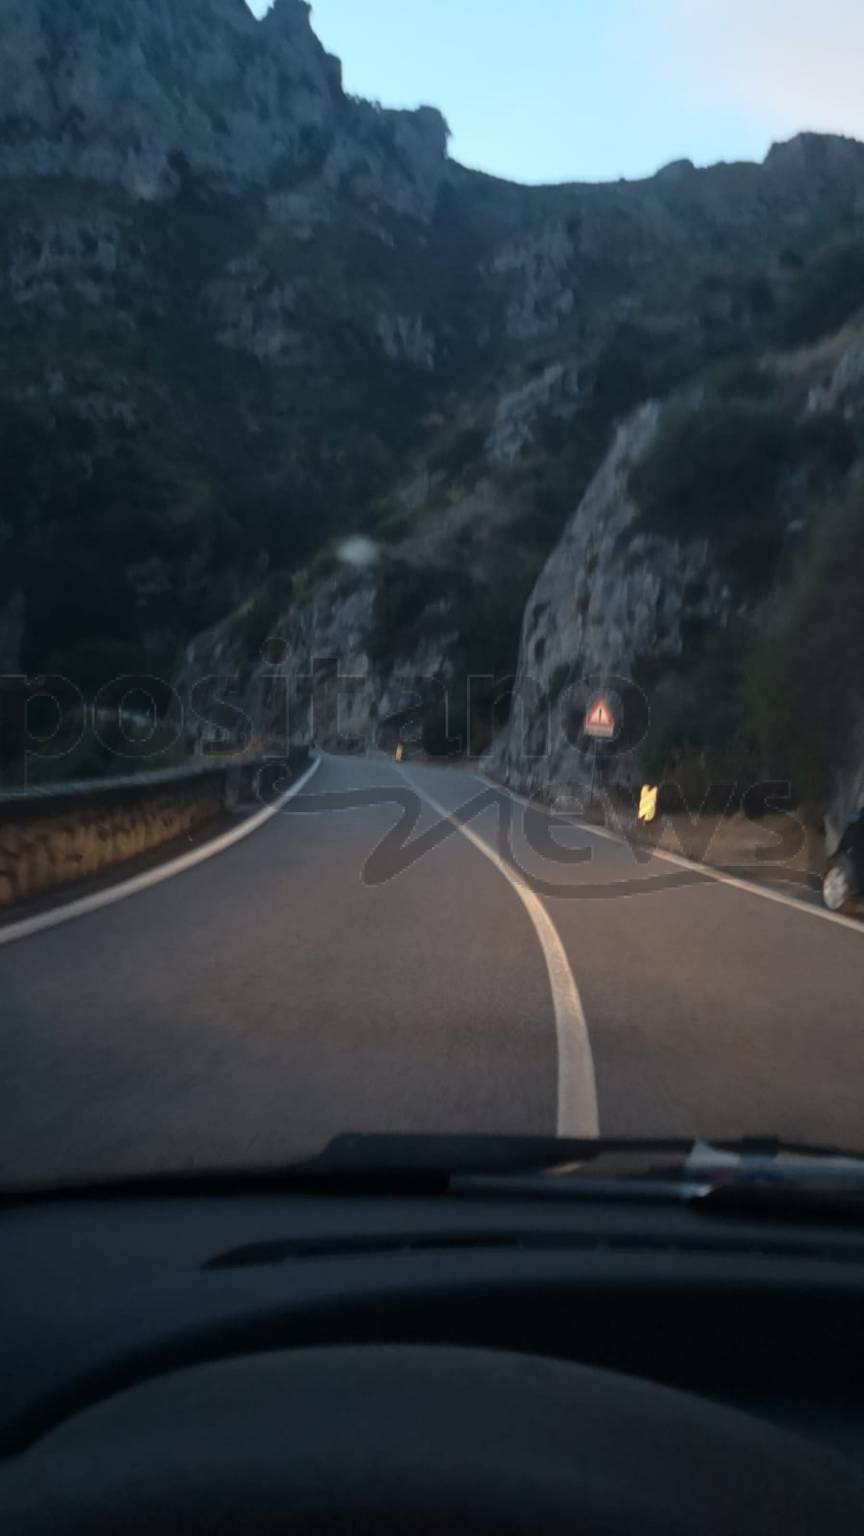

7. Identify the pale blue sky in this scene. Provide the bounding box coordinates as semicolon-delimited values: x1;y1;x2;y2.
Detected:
249;1;864;184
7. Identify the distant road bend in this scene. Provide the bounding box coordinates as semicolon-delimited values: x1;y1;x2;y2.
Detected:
1;753;863;1183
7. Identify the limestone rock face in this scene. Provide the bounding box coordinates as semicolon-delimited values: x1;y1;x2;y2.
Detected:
0;0;447;217
488;404;732;798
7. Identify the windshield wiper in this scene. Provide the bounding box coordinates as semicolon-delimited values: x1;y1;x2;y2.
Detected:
4;1133;864;1204
0;1135;711;1202
305;1132;864;1178
307;1133;704;1175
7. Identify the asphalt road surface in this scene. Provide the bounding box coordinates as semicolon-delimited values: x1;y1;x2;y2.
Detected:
1;752;863;1184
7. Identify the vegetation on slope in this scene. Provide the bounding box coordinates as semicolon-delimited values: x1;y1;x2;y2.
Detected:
630;373;864;816
747;491;864;813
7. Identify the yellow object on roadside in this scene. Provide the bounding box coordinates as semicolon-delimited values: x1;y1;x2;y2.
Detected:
638;785;659;824
395;744;405;763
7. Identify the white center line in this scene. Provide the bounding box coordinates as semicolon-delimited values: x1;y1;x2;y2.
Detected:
401;767;599;1139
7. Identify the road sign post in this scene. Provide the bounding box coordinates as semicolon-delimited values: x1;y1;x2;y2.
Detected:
584;695;616;817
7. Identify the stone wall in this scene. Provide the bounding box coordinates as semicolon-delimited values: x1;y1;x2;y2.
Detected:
0;753;308;909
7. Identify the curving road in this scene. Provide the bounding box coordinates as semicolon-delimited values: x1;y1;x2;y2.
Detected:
1;752;863;1183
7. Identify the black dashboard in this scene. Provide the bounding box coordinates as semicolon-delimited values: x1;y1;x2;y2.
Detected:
3;1184;864;1531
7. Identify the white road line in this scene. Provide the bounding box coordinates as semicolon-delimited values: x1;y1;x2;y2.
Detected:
0;755;323;950
402;768;599;1139
480;772;864;939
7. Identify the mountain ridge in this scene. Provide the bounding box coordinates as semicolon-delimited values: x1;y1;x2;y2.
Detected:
0;0;447;216
2;0;863;831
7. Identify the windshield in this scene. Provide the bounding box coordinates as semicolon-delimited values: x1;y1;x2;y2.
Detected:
1;0;863;1191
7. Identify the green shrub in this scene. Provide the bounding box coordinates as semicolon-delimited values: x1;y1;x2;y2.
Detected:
583;323;702;429
710;359;776;401
234;571;294;660
639;630;757;791
428;425;487;483
369;553;534;755
778;240;864;347
296;547;340;598
368;559;462;666
629;400;855;595
745;492;864;810
635;489;864;815
519;416;610;552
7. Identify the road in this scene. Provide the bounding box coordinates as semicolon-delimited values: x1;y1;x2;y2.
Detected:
1;752;863;1183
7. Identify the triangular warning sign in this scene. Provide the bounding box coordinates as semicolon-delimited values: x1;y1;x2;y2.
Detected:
585;696;616;739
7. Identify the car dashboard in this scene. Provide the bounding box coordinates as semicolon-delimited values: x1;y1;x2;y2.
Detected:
3;1182;864;1531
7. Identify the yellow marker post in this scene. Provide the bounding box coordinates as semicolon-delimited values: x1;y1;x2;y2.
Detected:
395;743;405;763
638;785;659;824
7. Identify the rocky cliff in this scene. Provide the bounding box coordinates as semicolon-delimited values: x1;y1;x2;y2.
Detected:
0;0;447;216
3;0;864;825
491;326;864;835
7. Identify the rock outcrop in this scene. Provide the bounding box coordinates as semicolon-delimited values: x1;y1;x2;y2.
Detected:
492;325;864;830
0;0;447;218
488;404;732;799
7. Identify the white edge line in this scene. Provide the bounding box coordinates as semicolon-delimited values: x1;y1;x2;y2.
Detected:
479;771;864;938
402;768;599;1140
0;755;323;950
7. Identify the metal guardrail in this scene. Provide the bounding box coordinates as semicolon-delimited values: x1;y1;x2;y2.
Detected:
0;759;233;804
0;748;311;908
0;749;310;817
